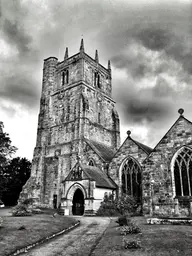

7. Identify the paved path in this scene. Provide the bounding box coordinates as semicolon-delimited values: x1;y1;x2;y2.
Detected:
24;217;110;256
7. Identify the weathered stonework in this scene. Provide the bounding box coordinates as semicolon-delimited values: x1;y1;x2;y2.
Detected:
142;116;192;216
19;40;120;212
20;40;192;217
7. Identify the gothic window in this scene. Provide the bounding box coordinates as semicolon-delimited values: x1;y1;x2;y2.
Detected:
94;72;101;88
88;159;95;166
71;165;82;180
94;72;97;86
61;69;69;85
62;72;65;85
97;74;100;88
121;157;142;201
173;147;192;197
66;69;69;84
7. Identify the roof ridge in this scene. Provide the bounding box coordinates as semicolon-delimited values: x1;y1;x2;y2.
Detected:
133;139;153;154
144;115;188;162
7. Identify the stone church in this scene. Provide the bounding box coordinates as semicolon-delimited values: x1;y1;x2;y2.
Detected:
20;39;192;216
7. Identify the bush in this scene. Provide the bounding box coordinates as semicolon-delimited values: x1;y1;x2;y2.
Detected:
120;223;141;235
96;193;140;217
123;238;141;249
116;194;139;215
12;204;32;216
96;194;120;216
116;215;131;226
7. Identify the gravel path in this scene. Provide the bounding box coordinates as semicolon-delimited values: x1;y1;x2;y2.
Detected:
23;217;110;256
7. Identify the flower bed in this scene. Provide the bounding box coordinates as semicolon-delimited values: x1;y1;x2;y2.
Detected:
147;217;192;225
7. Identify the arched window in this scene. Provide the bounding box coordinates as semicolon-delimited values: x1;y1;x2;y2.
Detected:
94;72;101;89
65;69;69;84
173;147;192;197
61;69;69;85
62;72;65;85
97;74;100;88
121;157;142;201
88;159;95;166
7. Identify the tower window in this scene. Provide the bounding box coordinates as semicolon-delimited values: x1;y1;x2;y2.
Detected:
94;72;101;89
62;69;69;85
66;69;69;84
62;72;65;85
97;74;100;88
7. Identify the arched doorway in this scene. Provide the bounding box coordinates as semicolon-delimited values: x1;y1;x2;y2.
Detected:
72;189;84;215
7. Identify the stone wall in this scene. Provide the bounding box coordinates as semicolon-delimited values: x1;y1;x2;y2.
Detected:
143;115;192;215
19;47;119;209
109;135;148;193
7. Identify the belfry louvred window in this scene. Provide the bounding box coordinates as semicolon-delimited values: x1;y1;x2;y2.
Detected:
121;157;142;202
174;147;192;197
62;69;69;85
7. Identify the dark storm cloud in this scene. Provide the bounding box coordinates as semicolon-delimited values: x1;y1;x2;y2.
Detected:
0;72;40;108
135;27;171;51
113;76;176;127
112;52;152;79
2;19;32;55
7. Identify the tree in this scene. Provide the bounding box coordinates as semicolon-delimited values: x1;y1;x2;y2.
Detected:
2;157;31;205
0;121;17;200
0;122;17;167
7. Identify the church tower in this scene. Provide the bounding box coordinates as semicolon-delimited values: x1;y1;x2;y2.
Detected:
20;39;120;208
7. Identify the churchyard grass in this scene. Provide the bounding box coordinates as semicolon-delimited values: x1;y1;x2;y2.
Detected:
94;216;192;256
0;209;78;256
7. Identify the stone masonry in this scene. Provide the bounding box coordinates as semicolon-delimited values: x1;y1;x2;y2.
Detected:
20;39;120;208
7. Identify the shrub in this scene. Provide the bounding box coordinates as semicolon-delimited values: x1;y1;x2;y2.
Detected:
115;194;139;215
96;193;140;216
120;223;141;235
116;215;131;226
96;194;120;216
12;204;32;216
123;238;141;249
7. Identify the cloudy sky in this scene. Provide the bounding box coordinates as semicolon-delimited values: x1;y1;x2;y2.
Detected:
1;0;192;160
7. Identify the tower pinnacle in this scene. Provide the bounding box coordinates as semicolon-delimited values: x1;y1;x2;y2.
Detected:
64;47;68;60
79;38;84;52
95;49;99;63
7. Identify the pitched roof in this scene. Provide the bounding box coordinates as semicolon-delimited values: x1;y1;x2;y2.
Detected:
65;162;116;189
133;139;153;154
81;164;116;189
112;134;152;159
143;115;192;162
85;139;115;162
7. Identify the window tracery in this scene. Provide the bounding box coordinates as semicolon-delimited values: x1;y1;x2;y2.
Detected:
71;165;82;180
121;157;141;201
174;147;192;197
88;159;95;166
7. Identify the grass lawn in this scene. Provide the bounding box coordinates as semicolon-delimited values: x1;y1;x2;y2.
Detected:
94;217;192;256
0;209;78;256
